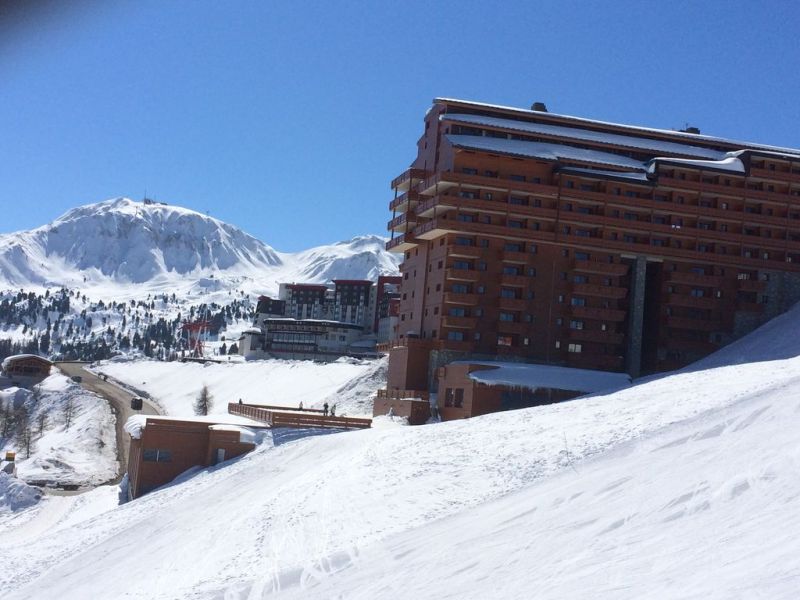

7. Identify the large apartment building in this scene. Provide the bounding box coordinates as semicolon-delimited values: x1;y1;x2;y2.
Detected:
381;97;800;419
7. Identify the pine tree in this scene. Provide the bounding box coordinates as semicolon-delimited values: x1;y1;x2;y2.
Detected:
194;385;213;416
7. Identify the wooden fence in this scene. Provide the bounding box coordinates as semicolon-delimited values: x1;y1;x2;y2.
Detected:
228;403;371;430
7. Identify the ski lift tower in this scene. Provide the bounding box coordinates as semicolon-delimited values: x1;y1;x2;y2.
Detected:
182;319;210;358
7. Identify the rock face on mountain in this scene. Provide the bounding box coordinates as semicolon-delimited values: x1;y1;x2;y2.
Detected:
0;198;399;294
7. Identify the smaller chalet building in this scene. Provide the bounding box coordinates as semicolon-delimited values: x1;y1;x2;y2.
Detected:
374;355;630;422
1;354;53;384
125;416;260;499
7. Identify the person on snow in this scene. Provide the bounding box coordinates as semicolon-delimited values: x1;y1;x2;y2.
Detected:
299;401;304;411
323;402;329;416
330;404;336;417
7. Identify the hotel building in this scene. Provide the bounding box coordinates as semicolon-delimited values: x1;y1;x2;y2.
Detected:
380;98;800;419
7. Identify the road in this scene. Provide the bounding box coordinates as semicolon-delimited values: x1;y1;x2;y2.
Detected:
56;362;160;484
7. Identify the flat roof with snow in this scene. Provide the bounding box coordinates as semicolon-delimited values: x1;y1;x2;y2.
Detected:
456;361;632;394
124;414;265;440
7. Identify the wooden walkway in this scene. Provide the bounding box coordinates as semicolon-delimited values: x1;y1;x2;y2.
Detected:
228;403;371;430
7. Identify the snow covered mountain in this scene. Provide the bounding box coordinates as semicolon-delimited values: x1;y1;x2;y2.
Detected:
0;198;399;298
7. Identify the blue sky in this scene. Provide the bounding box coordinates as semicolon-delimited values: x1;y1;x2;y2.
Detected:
2;0;799;251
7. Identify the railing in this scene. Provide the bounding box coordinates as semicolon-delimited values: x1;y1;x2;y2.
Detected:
376;388;430;401
228;403;371;430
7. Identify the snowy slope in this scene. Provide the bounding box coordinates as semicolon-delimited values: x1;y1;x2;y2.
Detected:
98;356;383;417
3;306;800;598
0;197;400;300
0;374;117;486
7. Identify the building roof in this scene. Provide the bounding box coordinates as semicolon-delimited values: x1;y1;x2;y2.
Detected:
441;113;729;160
555;166;653;185
123;414;264;440
332;279;373;286
646;154;745;175
455;361;632;394
284;283;328;291
435;97;800;157
1;354;53;370
445;134;647;171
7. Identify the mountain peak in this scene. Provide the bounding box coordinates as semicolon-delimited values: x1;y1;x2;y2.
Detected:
0;198;400;296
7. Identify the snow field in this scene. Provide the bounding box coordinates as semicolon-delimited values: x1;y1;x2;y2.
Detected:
99;356;385;417
5;349;800;598
0;373;117;486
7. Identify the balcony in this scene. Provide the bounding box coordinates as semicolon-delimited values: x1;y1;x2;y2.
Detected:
442;316;479;329
386;232;418;253
392;168;429;192
497;321;530;335
573;260;629;276
449;244;486;259
568;328;625;344
389;190;420;213
376;337;434;352
445;268;482;282
748;166;797;184
387;211;417;233
665;316;722;332
376;388;430;401
668;293;719;310
498;297;528;311
737;301;765;313
443;292;480;306
500;274;528;287
667;270;724;287
501;250;530;264
571;283;628;300
414;217;456;241
737;278;767;292
570;306;627;322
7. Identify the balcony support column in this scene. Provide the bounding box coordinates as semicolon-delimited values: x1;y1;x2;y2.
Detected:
625;255;647;378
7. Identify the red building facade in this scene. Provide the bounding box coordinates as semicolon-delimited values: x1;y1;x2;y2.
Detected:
381;98;800;415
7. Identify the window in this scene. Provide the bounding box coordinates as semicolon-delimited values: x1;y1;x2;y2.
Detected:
499;312;516;322
497;335;513;346
573;275;588;284
454;388;464;408
452;284;469;293
503;266;521;275
453;261;472;270
447;331;465;341
449;307;466;317
455;236;474;246
570;297;586;306
569;320;584;330
575;252;590;261
500;288;518;299
510;174;526;182
568;343;582;353
528;267;537;276
143;449;172;463
461;167;478;175
690;289;704;297
457;213;475;222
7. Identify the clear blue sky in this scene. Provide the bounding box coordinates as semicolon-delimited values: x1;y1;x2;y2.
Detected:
2;0;799;251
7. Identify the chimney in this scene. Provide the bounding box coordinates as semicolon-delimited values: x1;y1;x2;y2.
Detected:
531;101;548;112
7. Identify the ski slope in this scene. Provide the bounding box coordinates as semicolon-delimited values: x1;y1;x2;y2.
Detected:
2;304;800;598
98;356;386;417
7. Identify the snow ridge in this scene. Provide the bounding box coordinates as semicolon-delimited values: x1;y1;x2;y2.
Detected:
0;198;400;298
